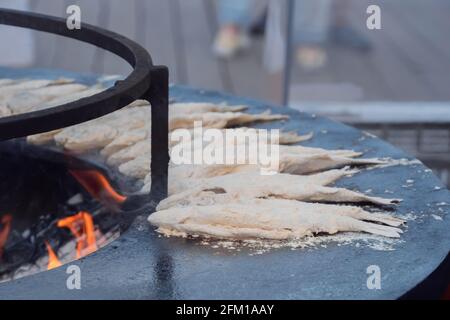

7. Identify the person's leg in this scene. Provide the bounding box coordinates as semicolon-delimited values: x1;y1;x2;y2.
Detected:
294;0;332;46
213;0;252;58
0;0;34;67
293;0;332;70
217;0;251;28
331;0;372;51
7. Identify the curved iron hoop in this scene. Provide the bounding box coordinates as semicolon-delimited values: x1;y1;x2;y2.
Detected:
0;9;169;202
0;9;150;140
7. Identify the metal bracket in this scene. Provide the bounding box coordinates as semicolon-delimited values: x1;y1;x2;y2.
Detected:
145;66;169;203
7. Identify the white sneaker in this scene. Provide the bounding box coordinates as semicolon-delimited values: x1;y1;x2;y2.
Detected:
213;27;251;59
296;46;327;70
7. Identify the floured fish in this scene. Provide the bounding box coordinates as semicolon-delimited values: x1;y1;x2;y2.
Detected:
35;87;104;110
53;106;150;152
26;87;105;145
108;140;151;166
169;111;288;130
54;124;117;153
170;127;312;148
0;105;11;117
170;102;247;116
27;129;62;145
118;155;151;179
0;79;72;99
168;153;383;190
149;197;404;240
0;79;16;86
159;169;401;209
101;127;150;157
125;99;150;108
6;84;88;114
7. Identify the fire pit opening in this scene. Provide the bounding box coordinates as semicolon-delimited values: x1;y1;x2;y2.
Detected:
0;141;127;282
0;9;168;287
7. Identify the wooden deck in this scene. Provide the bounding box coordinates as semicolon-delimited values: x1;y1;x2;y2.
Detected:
18;0;450;104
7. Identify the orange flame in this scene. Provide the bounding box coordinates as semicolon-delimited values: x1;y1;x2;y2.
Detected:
69;169;127;205
57;211;98;259
45;241;62;270
0;214;12;259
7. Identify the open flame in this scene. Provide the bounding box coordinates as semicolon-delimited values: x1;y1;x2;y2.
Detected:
45;241;62;270
44;211;100;270
69;169;127;206
57;211;98;259
3;169;123;275
0;214;12;260
41;170;123;271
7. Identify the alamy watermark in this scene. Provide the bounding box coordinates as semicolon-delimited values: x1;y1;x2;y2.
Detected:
66;5;81;30
66;264;81;290
367;5;381;30
170;122;280;175
366;265;381;290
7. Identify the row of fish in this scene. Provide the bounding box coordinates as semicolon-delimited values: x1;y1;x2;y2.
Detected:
1;78;405;241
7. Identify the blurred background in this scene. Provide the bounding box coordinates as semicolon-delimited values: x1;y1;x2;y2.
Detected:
1;0;450;186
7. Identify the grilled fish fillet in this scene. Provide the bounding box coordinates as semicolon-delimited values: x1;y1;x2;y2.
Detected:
53;106;150;152
0;105;11;117
171;127;312;148
34;87;104;110
7;84;88;114
54;123;118;153
108;140;151;167
159;169;400;210
277;131;313;145
181;131;358;158
278;153;383;174
101;128;150;158
185;129;313;148
170;102;247;116
0;79;61;98
0;79;16;86
25;83;86;99
118;155;151;179
168;154;383;193
26;102;292;154
26;89;139;145
149;197;404;240
107;127;312;170
27;129;62;145
169;111;288;130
